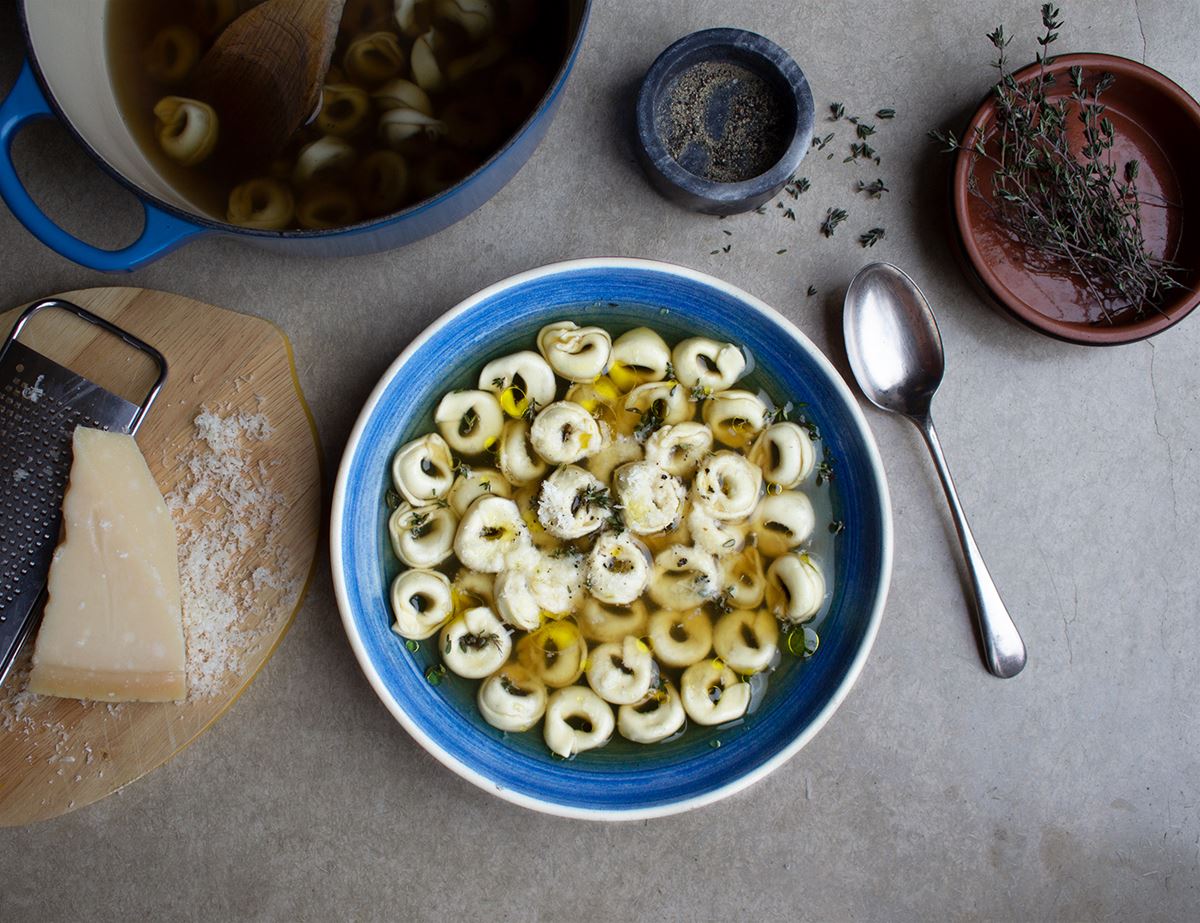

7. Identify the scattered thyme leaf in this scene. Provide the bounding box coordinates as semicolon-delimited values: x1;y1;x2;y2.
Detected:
855;177;889;198
830;102;845;120
806;285;818;297
820;208;849;237
859;227;886;247
876;108;896;119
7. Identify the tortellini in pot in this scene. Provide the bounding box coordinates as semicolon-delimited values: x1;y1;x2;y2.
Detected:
477;663;547;733
712;609;779;674
530;401;602;466
388;502;458;567
535;465;607;540
644;422;714;479
379;106;447;147
721;546;766;610
544;687;614;758
624;381;692;430
586;636;657;705
750;422;816;489
143;26;202;84
497;419;548;486
436;0;497;40
226;178;295;230
410;27;447;92
766;553;826;625
318;83;371;137
356;150;410;214
479;350;557;418
391;432;455;505
372;77;434;114
671;337;746;392
343;30;408;84
393;0;429;36
692;451;763;522
680;660;752;726
293;136;357;187
390;568;454;639
612;461;686;535
439;606;511;678
702;390;767;450
453;495;529;572
577;597;649;644
296;184;361;229
618;680;686;744
648;544;721;609
647;608;713;669
585;531;652;605
517;620;587;688
537;321;612;382
447;466;512;516
752;490;816;557
434;389;504;456
608;327;672;391
154;96;218;166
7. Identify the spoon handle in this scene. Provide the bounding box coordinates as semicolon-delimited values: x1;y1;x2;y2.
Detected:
914;415;1027;678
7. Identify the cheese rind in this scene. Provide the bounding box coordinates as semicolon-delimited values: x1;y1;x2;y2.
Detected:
28;427;187;702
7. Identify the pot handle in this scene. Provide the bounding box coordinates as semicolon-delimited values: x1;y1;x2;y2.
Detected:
0;61;205;273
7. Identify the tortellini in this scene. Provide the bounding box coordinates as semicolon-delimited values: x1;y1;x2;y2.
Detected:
143;26;201;84
609;327;672;391
703;390;767;450
411;27;447;92
440;606;511;678
751;422;816;489
530;402;601;465
612;461;685;535
586;637;657;705
648;544;721;609
680;660;751;726
389;502;457;567
712;609;779;674
536;465;606;540
392;432;455;505
479;351;557;417
453;495;529;572
544;687;614;758
478;663;546;732
767;553;826;625
644;422;713;478
648;609;712;668
537;321;612;382
293;136;357;187
586;531;651;605
390;568;454;639
752;491;815;557
318;83;371;137
435;390;504;455
344;31;408;84
226;178;295;230
692;451;763;522
436;0;497;40
382;321;837;758
671;338;746;392
618;680;686;744
154;96;218;166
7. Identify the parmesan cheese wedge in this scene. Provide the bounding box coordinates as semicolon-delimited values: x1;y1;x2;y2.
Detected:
28;427;187;702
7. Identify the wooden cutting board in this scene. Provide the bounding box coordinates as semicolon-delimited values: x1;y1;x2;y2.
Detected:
0;287;322;827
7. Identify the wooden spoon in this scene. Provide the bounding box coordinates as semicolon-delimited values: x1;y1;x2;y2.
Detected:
191;0;348;166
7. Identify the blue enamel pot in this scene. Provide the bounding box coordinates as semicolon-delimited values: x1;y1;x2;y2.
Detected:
0;1;591;272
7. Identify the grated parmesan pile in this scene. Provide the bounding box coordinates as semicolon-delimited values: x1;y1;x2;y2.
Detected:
165;407;296;698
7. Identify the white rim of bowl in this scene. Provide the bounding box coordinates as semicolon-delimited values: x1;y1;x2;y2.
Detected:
330;256;894;821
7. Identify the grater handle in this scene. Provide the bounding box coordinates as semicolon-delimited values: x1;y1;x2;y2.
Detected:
5;299;168;431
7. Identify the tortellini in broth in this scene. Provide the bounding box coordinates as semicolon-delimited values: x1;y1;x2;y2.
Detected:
116;0;562;228
384;320;836;756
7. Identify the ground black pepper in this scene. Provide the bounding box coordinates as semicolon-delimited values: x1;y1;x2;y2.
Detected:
665;61;788;183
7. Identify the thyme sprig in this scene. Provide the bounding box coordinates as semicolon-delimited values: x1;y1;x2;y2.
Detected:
929;4;1181;320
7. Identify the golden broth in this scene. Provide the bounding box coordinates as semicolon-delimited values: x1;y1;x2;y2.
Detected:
106;0;566;228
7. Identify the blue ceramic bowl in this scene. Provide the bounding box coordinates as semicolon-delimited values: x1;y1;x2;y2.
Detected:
0;0;590;272
331;258;892;819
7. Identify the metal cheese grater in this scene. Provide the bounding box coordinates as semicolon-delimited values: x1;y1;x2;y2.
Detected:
0;299;167;689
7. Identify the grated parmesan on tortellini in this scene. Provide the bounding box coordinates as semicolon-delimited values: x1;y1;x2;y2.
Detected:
384;321;838;757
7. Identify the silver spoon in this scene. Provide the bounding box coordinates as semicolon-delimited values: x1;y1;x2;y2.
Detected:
843;262;1027;678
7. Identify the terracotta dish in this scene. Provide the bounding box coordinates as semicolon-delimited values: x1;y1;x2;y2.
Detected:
952;53;1200;345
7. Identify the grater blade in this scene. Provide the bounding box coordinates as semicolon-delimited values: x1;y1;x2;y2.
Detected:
0;299;166;689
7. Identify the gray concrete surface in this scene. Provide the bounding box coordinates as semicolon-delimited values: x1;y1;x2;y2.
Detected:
2;0;1199;919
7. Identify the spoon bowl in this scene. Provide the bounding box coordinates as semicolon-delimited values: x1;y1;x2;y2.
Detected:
844;262;1026;679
